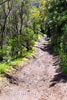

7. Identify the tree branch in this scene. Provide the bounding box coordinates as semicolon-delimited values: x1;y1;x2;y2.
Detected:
0;0;10;5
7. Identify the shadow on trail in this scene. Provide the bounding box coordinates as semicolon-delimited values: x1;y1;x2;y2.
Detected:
50;73;67;87
36;39;58;57
4;73;19;85
4;37;67;88
36;38;67;87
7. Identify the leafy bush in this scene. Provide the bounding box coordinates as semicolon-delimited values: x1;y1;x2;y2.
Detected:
25;28;35;51
40;0;67;71
60;24;67;68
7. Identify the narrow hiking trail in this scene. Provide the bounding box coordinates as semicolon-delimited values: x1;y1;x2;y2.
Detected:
0;36;67;100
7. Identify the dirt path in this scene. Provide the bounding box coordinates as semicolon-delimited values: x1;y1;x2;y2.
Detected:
0;36;67;100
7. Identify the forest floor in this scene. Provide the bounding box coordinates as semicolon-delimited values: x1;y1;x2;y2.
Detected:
0;36;67;100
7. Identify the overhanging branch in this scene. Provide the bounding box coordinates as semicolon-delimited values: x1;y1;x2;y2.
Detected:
0;0;10;5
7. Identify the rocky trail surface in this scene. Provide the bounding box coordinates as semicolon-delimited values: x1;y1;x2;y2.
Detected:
0;36;67;100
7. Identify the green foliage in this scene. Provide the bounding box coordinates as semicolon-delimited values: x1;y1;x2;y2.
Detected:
25;28;35;50
40;0;67;72
61;68;67;74
0;0;42;74
0;62;12;74
60;24;67;69
48;0;67;72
